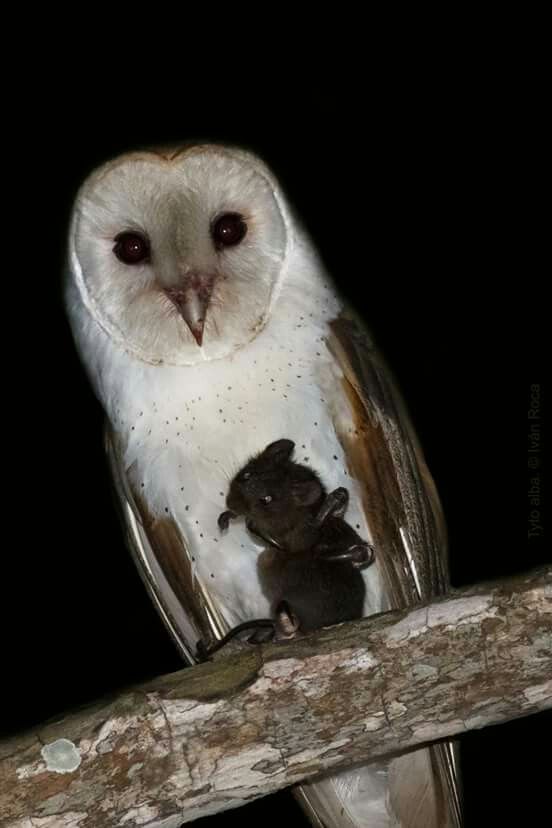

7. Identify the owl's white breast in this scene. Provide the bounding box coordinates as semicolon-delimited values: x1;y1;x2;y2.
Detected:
70;237;385;626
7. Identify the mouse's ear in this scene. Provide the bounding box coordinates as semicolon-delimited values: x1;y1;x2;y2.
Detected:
262;439;295;465
291;479;323;506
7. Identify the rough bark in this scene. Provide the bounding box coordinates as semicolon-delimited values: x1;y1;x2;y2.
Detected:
2;567;550;828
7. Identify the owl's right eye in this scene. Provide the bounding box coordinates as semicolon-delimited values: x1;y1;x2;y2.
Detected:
241;471;251;481
113;232;150;265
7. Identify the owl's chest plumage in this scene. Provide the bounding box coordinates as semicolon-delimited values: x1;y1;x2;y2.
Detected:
109;306;377;625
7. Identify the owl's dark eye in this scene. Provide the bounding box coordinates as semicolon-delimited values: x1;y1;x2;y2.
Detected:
241;471;251;481
113;232;150;265
211;213;247;250
259;495;273;506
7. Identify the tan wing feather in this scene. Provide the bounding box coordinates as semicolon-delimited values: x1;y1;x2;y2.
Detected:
314;307;463;827
105;427;226;664
327;309;449;599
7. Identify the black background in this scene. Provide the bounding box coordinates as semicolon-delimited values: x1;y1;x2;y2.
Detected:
3;84;547;826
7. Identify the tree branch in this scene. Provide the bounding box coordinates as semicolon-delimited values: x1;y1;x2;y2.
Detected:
2;567;551;828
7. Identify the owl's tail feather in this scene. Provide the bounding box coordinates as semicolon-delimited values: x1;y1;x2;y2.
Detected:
294;744;461;828
295;760;393;827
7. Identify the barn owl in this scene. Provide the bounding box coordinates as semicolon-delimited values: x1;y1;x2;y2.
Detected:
65;143;462;827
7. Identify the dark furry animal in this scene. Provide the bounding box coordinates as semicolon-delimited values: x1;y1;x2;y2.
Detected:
217;439;373;638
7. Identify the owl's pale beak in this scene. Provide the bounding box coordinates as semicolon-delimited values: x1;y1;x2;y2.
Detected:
164;273;215;347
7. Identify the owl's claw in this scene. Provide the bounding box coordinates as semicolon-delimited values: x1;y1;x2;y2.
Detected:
195;618;276;661
321;542;375;569
246;626;276;645
195;639;210;661
275;600;301;640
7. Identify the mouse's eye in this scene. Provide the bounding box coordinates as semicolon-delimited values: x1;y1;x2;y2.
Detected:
241;471;251;481
259;495;273;505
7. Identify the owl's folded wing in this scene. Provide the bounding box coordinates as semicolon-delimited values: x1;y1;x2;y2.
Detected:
291;308;462;828
327;308;449;602
105;427;227;665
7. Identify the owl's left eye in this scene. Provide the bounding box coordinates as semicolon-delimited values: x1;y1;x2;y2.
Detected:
113;232;150;265
211;213;247;250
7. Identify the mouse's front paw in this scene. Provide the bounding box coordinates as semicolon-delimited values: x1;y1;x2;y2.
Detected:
315;487;349;525
218;510;236;531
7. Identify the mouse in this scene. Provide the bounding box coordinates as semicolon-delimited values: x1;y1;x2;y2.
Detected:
219;439;373;567
216;439;373;638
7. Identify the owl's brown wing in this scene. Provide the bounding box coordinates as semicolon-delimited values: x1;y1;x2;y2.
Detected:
327;308;449;604
298;307;462;828
105;427;227;665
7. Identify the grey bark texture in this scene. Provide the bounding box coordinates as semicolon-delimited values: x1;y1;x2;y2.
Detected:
1;567;550;828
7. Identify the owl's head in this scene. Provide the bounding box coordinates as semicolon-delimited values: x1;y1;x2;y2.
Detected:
68;144;290;365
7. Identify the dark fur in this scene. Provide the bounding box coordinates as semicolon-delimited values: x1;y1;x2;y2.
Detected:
219;439;372;634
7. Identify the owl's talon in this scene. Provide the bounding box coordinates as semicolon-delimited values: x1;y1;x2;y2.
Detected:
350;543;375;569
321;542;375;569
275;600;301;640
196;619;276;660
195;639;210;662
247;626;276;645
